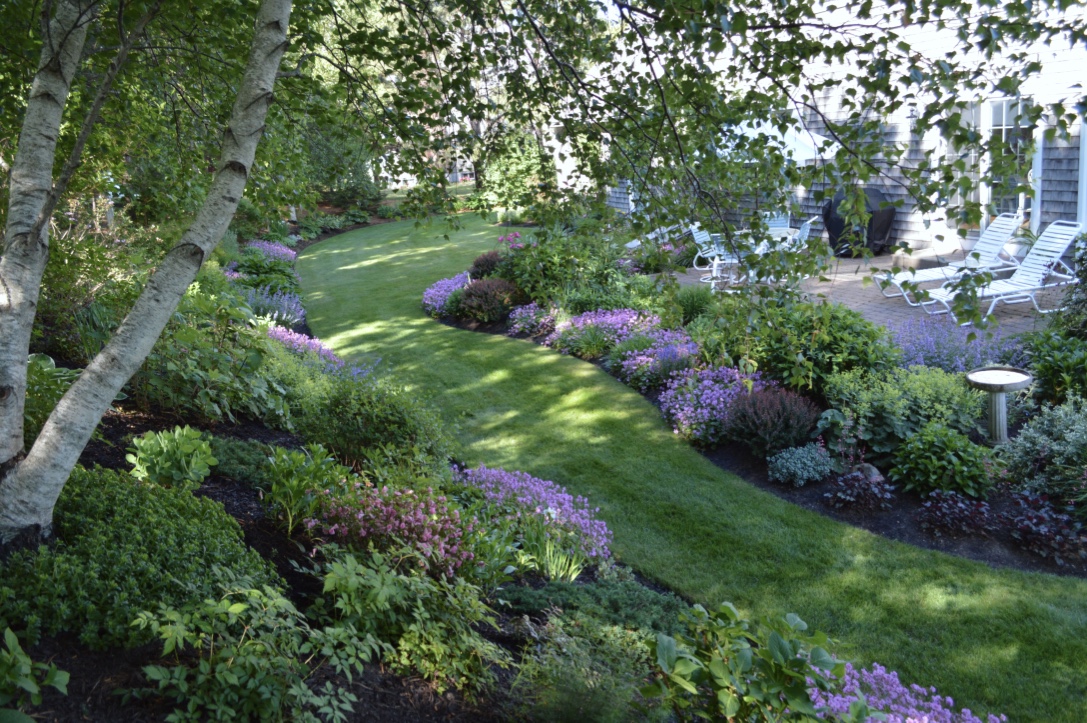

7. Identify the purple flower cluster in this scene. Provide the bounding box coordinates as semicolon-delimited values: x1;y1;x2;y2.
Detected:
245;240;297;263
546;309;662;354
455;465;612;559
307;482;474;579
266;326;373;380
659;366;768;445
507;303;557;337
610;328;700;391
241;286;306;327
810;663;1006;722
223;269;246;282
890;316;1025;373
422;272;470;317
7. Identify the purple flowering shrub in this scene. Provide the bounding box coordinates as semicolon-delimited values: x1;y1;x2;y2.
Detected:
810;662;1006;722
245;240;297;263
500;231;525;250
507;303;557;337
422;272;470;317
607;328;700;391
266;326;372;379
659;366;768;446
468;250;503;278
459;277;525;322
454;465;612;561
546;309;662;359
307;481;475;579
241;286;306;327
726;386;822;457
890;316;1025;373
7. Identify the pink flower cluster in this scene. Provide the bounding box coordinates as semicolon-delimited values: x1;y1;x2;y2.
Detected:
500;231;524;250
545;309;662;354
455;465;612;559
307;482;474;578
659;365;768;445
610;328;700;391
809;663;1006;723
422;272;470;317
246;240;297;263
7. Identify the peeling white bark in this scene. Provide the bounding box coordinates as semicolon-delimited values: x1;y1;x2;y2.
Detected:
0;0;295;543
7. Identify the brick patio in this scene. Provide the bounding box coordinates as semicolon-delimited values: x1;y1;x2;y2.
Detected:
675;247;1068;336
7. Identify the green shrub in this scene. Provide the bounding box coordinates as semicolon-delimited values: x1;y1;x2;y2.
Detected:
500;579;687;635
375;204;404;220
889;422;993;497
323;178;384;212
232;252;299;295
316;548;508;696
496;222;626;303
134;572;377;723
674;285;715;325
1;627;69;716
208;435;273;487
0;467;278;649
818;366;984;466
265;444;353;535
767;443;833;487
511;612;663;723
725;387;821;458
1025;329;1087;405
24;354;79;447
459;278;526;323
228;197;265;240
126;426;217;492
645;602;842;721
129;286;289;426
1000;396;1087;512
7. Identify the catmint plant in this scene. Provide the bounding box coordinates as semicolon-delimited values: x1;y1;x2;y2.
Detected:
659;366;768;446
422;272;470;317
245;240;298;263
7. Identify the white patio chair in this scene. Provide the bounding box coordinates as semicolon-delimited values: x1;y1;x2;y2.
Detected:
624;223;682;250
876;212;1023;306
920;220;1083;322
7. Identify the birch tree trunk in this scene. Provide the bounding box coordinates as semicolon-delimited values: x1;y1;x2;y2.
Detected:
0;0;295;546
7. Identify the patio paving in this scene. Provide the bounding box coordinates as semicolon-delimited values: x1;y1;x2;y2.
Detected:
675;248;1067;337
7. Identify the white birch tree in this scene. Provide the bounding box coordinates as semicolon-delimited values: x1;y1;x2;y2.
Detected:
0;0;294;547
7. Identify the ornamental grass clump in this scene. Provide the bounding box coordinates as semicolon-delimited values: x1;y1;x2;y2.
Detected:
809;662;1007;722
422;272;470;317
455;465;612;561
607;328;700;391
890;315;1025;373
659;366;768;446
508;303;557;337
546;309;661;359
245;240;297;263
307;482;475;579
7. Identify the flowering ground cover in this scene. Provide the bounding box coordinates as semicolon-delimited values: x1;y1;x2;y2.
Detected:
297;215;1087;722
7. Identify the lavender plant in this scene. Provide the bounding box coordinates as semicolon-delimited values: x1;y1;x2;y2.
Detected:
241;286;306;327
809;662;1007;722
607;328;700;391
422;272;470;317
890;316;1025;373
266;327;373;380
659;366;768;446
454;465;612;561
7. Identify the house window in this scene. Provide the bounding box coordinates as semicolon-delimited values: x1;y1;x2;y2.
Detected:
988;97;1033;216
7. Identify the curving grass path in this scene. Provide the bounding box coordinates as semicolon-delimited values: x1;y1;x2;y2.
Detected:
300;215;1087;721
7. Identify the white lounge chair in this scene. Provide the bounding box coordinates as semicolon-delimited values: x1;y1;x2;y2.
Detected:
624;223;682;250
876;212;1023;306
920;220;1083;322
710;216;819;288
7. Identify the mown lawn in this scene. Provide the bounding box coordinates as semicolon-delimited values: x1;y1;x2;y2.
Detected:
300;215;1087;721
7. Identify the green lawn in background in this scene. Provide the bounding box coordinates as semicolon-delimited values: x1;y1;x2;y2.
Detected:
299;215;1087;721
